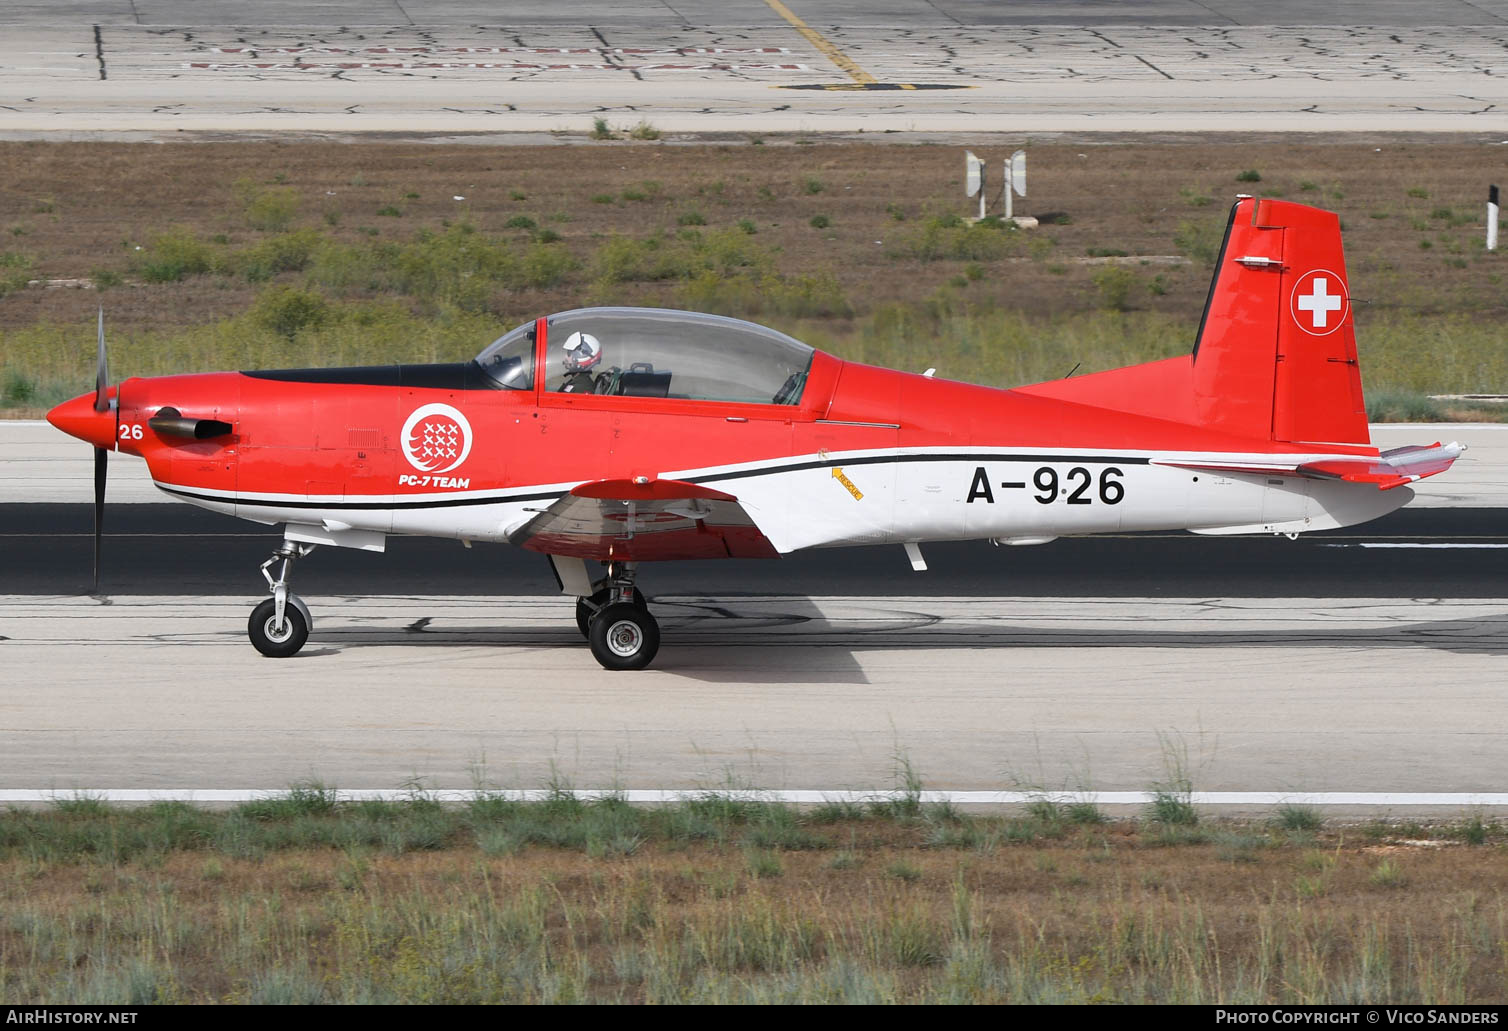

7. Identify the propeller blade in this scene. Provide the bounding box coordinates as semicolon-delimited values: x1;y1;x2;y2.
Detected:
93;445;107;594
94;307;109;413
92;307;107;413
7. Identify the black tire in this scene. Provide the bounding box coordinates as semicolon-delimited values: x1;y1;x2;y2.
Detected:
575;588;646;640
588;602;660;671
248;597;309;658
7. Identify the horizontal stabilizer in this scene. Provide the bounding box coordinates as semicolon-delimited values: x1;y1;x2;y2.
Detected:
1156;441;1465;491
1298;442;1466;489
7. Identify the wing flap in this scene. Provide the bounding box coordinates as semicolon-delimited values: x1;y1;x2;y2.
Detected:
1156;441;1464;491
509;477;779;561
569;478;737;502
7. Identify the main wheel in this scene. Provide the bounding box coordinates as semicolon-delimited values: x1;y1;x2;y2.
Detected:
588;602;660;671
248;597;309;658
575;588;646;640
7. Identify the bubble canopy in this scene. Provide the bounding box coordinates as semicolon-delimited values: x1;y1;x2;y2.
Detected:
475;307;815;405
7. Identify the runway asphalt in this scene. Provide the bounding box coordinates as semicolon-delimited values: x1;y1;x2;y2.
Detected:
3;502;1506;599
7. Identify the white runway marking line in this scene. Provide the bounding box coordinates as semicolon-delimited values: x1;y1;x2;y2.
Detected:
207;47;795;55
4;790;1508;807
187;62;809;72
1324;543;1508;549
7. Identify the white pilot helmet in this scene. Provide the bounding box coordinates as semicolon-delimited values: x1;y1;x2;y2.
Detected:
562;331;603;373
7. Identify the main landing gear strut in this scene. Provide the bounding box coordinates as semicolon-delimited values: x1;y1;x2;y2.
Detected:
575;563;659;671
247;540;315;658
244;544;660;668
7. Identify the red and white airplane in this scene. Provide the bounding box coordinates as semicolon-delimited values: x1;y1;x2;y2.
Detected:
48;197;1462;669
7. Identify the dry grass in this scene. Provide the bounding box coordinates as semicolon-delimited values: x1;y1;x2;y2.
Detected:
2;798;1507;1003
2;140;1505;414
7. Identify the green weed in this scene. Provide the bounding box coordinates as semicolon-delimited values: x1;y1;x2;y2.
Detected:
1092;266;1139;311
1365;390;1444;422
249;287;333;340
1173;218;1222;266
233;178;300;232
1275;805;1323;832
137;230;215;282
886;860;922;883
745;849;783;879
235;227;321;282
897;214;1023;262
0;252;33;296
1371;859;1408;888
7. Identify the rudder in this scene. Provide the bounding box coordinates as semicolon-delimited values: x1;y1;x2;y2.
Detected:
1192;197;1369;445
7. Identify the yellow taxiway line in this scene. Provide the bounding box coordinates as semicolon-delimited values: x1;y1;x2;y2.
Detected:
762;0;881;86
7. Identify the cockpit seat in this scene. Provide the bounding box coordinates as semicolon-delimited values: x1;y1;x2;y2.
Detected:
618;370;672;398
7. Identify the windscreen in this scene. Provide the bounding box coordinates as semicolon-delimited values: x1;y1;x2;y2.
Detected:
541;308;813;405
474;320;536;390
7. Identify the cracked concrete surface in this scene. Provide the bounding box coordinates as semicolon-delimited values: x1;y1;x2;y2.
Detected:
3;594;1506;793
3;4;1507;134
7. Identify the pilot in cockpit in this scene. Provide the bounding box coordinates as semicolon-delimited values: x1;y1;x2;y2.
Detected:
559;331;610;393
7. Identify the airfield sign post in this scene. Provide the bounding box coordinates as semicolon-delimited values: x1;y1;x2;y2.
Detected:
966;149;1027;222
1490;185;1500;252
965;150;986;221
1004;149;1026;221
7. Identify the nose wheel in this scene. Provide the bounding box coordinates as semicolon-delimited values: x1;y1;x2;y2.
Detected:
248;540;315;658
249;597;309;657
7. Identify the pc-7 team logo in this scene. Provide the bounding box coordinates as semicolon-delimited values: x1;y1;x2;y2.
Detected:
401;403;473;474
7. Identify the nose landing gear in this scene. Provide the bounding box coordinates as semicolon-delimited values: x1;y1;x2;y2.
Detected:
576;564;659;670
248;540;315;658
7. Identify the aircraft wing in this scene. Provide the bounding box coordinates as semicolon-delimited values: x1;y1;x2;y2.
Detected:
1155;441;1465;491
506;477;780;561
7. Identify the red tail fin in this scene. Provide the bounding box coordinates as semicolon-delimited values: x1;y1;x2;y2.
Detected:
1017;198;1370;446
1193;197;1368;445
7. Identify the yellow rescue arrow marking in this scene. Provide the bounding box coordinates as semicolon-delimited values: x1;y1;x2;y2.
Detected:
831;466;864;500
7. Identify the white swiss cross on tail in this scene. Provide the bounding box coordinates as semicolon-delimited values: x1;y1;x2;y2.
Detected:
401;402;473;474
1290;269;1349;336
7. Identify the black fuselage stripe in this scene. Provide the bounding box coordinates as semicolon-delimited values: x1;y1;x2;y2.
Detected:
688;452;1151;485
158;485;566;510
163;453;1153;511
